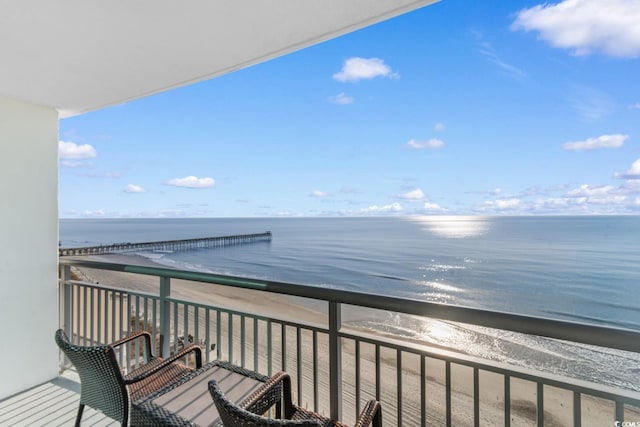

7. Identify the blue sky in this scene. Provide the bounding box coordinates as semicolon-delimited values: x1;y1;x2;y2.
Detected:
59;0;640;218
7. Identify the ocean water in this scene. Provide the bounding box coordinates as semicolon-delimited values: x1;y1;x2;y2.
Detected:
59;215;640;390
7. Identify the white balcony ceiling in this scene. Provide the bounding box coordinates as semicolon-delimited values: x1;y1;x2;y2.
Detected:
0;0;437;118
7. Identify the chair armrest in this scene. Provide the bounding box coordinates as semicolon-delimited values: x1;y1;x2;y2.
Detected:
237;371;296;418
123;344;202;384
209;378;320;426
354;399;382;427
110;331;154;361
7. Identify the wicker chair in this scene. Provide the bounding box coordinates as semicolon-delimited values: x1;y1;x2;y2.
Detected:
55;328;202;427
208;371;382;427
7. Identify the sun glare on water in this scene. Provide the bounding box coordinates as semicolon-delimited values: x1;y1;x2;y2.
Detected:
410;215;491;238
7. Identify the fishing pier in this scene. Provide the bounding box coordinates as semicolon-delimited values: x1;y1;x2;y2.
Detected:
59;231;272;257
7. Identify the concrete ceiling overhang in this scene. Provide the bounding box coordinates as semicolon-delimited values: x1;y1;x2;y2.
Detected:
0;0;437;118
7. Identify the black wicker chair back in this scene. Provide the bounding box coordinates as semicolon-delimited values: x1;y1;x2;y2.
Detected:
55;329;130;425
208;379;321;426
209;371;382;427
55;328;202;427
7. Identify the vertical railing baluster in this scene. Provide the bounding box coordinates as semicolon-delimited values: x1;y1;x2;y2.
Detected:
205;309;211;364
397;348;403;427
355;339;361;417
297;327;302;406
328;301;342;421
421;355;426;427
446;361;451;427
537;382;544;427
141;296;148;359
97;289;102;344
126;293;132;334
110;291;115;345
82;285;88;345
173;302;179;354
375;344;381;400
313;330;319;413
573;391;581;427
505;375;511;427
228;313;234;363
62;265;72;338
267;319;273;376
152;298;158;355
281;323;287;372
183;302;189;361
89;287;95;345
474;367;480;427
74;284;79;341
159;276;171;357
126;295;133;371
615;401;624;424
59;266;72;370
216;310;222;360
131;295;138;368
241;314;246;368
194;306;200;357
253;318;259;371
118;293;124;366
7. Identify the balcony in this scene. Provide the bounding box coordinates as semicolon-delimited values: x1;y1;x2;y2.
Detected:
2;258;639;426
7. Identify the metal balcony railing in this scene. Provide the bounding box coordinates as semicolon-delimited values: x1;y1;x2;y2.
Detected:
58;259;640;427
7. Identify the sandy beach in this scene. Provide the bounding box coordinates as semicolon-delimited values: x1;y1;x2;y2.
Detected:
67;254;639;426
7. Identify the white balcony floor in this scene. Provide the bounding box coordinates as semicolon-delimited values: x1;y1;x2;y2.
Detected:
0;371;114;427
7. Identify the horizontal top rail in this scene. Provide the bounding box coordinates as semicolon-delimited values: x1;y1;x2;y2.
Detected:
60;258;640;354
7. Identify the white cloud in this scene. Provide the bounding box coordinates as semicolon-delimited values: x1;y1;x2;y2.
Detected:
124;184;146;193
329;92;354;105
407;138;445;149
630;102;640;110
333;57;398;83
560;183;631;207
360;203;404;214
398;188;425;200
512;0;640;58
167;176;215;189
59;140;97;159
615;158;640;179
310;190;329;198
471;179;640;214
423;201;443;211
621;179;640;193
567;184;616;197
563;134;629;151
496;199;522;209
434;123;446;132
483;198;522;210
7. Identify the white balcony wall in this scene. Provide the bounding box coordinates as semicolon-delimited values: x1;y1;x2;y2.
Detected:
0;96;58;399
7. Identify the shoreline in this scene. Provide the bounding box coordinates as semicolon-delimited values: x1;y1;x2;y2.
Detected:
68;254;637;425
